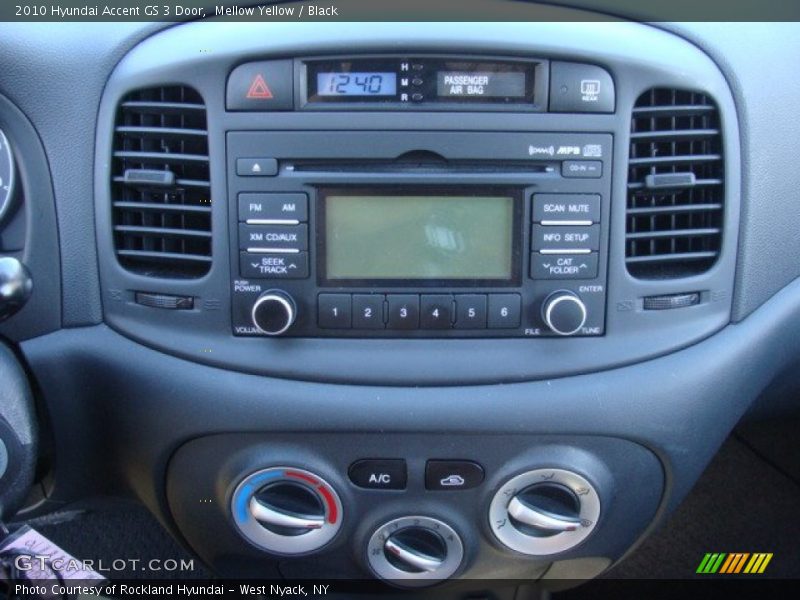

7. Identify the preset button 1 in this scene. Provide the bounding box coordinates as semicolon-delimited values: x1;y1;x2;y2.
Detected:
318;294;352;329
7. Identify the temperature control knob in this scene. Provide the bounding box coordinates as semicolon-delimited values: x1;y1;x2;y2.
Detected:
251;290;296;336
231;467;342;555
542;291;587;336
367;516;464;586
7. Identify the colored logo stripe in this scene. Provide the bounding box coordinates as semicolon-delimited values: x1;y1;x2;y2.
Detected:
697;553;726;573
744;553;773;574
719;553;749;573
697;552;773;574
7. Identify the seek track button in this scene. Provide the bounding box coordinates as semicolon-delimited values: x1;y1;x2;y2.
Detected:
349;459;407;490
240;252;308;279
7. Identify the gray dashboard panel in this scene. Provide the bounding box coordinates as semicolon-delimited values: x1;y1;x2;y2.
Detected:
93;18;739;385
0;23;161;328
0;9;798;585
660;22;800;321
18;275;800;566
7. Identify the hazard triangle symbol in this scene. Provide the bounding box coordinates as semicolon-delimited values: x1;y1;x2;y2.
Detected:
246;74;273;99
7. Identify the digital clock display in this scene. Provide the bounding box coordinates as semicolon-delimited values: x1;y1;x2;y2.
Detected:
316;72;397;96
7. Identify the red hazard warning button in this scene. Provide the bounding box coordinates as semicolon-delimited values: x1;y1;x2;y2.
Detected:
227;60;293;111
246;74;273;99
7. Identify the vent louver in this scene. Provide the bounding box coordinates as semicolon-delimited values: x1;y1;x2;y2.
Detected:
626;89;723;278
111;86;211;278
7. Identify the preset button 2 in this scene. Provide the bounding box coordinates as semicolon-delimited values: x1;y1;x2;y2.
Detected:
353;294;385;329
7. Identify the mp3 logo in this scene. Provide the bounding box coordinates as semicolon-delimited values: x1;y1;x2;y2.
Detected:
556;146;581;155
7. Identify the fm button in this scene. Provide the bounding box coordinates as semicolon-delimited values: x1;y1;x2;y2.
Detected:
349;459;407;490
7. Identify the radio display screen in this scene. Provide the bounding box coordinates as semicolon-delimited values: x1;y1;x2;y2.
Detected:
320;189;518;283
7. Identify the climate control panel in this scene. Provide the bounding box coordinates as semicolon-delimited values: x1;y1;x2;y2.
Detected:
166;433;663;584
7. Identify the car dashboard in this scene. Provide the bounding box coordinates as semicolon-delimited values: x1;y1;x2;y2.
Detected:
0;9;799;597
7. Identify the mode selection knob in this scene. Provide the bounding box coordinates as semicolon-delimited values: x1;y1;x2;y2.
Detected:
367;516;464;586
542;291;587;336
489;468;600;556
251;290;296;336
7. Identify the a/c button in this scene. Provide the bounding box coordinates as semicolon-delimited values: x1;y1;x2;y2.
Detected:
348;459;407;490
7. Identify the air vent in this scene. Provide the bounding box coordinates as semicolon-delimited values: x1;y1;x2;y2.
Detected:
626;89;723;278
111;86;211;278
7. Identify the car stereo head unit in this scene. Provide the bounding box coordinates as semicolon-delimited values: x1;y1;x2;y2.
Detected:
228;129;611;339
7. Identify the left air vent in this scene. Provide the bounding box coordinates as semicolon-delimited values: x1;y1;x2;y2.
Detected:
111;86;211;278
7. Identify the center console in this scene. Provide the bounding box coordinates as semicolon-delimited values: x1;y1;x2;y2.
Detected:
84;14;741;591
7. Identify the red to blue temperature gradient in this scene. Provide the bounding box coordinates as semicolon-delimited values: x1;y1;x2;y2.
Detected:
317;72;397;96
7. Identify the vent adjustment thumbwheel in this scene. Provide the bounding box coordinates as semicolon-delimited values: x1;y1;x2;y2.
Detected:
367;516;464;586
231;467;342;555
489;468;600;555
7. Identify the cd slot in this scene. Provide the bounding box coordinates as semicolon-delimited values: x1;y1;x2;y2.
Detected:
288;160;556;175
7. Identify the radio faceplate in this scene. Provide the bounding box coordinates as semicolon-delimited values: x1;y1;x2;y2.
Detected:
228;131;611;337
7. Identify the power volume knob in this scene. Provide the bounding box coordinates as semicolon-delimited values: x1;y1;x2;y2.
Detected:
251;291;296;336
542;291;587;336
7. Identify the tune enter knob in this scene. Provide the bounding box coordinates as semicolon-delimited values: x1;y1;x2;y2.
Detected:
251;290;296;336
541;291;587;336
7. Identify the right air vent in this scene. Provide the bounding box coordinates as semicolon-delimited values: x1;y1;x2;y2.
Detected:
626;89;724;278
